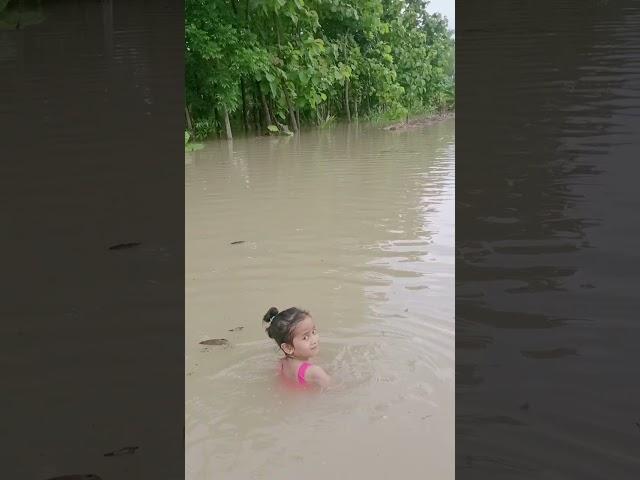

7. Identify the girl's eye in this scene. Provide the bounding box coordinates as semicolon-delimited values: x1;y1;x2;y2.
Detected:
303;335;308;340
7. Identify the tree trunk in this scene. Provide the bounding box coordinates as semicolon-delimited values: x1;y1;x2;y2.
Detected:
260;89;272;128
296;108;301;130
354;96;358;121
284;89;298;132
274;15;298;133
185;105;193;133
254;91;262;131
223;106;233;140
345;78;351;123
240;78;249;131
213;106;219;136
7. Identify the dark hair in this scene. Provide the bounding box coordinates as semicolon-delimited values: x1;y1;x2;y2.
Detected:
263;306;310;349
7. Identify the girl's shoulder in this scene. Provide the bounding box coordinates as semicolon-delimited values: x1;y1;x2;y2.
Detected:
280;357;301;376
303;364;331;388
303;363;324;377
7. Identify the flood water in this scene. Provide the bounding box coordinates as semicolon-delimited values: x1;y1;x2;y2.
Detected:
3;1;184;479
457;1;640;478
186;119;455;479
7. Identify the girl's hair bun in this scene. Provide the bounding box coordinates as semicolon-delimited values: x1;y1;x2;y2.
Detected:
263;307;279;324
263;306;310;345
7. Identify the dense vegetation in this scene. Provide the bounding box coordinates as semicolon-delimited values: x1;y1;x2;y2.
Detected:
0;0;45;29
186;0;454;140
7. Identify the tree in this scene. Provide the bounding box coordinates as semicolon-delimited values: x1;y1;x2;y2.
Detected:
185;0;455;140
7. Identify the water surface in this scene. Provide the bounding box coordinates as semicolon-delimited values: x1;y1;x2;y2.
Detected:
2;1;183;478
457;1;640;477
186;119;455;479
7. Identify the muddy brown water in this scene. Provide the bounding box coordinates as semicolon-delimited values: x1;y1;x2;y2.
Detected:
3;1;184;479
186;120;455;479
457;1;640;478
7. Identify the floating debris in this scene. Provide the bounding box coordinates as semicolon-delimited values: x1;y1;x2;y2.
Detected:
199;338;230;346
230;240;245;245
108;242;141;250
104;446;139;457
228;326;244;332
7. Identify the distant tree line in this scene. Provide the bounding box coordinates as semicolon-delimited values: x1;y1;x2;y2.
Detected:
186;0;454;139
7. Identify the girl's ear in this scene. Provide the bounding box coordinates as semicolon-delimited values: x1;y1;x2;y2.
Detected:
281;343;294;355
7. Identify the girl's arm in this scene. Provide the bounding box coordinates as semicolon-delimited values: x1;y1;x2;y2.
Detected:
306;365;331;389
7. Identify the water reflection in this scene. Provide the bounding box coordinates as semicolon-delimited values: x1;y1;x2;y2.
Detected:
3;1;183;478
458;0;640;477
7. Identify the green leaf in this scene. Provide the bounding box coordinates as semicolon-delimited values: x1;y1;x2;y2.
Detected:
267;125;279;132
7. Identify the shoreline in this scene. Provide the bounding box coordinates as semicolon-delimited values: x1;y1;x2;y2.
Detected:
186;111;456;150
382;111;455;131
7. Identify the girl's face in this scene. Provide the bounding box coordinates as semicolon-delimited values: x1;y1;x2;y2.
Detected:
286;316;320;358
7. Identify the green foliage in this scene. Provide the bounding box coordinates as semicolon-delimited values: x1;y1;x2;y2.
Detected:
192;119;217;140
318;113;337;128
0;0;45;29
186;0;454;138
185;142;205;152
185;130;204;152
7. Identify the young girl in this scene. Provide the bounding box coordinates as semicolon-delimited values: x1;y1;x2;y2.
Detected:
263;306;331;390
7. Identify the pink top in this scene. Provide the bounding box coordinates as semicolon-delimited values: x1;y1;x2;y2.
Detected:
280;360;312;388
297;362;311;385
